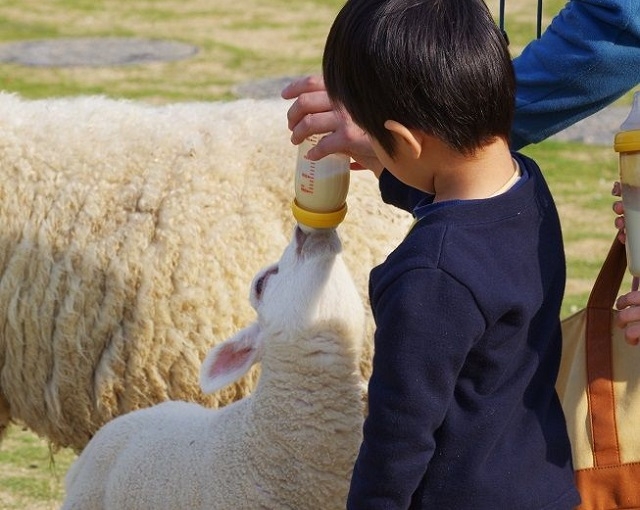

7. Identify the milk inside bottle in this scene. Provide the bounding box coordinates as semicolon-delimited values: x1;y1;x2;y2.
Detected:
291;135;350;231
615;91;640;276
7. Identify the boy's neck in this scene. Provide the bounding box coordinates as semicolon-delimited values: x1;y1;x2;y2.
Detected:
429;137;516;203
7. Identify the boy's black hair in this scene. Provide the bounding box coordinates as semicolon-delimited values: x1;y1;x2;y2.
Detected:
323;0;516;157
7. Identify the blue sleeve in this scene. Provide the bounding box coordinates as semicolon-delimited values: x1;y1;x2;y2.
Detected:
511;0;640;149
347;269;484;509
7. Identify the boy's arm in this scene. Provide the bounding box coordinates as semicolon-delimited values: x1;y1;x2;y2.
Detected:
510;0;640;150
348;269;482;509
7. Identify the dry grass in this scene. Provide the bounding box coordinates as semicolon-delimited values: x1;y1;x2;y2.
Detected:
1;0;347;102
0;0;565;102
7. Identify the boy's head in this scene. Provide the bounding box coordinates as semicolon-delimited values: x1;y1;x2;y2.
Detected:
323;0;515;158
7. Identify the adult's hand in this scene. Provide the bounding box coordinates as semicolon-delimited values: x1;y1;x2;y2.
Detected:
616;291;640;345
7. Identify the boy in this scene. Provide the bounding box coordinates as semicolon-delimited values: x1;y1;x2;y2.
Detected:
321;0;581;508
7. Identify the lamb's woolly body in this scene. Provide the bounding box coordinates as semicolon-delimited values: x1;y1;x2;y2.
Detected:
63;228;365;509
0;92;411;451
64;339;363;509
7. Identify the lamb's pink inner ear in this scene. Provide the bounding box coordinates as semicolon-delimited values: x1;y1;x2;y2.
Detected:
200;323;262;394
207;344;255;378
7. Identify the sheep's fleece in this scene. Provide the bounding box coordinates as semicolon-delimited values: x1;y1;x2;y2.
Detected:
0;92;412;451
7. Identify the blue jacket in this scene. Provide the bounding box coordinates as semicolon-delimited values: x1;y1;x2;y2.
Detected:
511;0;640;149
347;154;580;509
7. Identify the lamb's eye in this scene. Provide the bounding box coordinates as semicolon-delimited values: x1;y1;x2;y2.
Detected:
255;266;278;298
255;275;267;297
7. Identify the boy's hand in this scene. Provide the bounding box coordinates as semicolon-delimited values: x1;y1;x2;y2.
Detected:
281;75;385;176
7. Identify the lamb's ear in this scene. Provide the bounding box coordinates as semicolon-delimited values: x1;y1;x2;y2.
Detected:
200;323;263;394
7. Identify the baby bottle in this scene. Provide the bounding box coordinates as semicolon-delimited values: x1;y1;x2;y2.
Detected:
291;134;350;231
615;91;640;276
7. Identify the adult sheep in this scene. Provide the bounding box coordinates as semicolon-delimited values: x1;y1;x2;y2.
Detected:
62;226;365;509
0;92;412;451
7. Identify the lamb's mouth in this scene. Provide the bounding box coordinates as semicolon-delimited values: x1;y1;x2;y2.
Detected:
295;226;309;255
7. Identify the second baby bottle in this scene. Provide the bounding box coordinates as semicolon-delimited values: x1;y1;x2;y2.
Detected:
615;91;640;276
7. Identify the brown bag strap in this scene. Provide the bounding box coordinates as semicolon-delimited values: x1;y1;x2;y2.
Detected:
587;236;627;310
585;236;627;467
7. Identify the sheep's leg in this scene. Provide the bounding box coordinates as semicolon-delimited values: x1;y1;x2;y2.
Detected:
0;389;10;439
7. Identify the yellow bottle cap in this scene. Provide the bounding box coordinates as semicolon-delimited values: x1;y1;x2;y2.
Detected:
291;200;348;229
614;129;640;153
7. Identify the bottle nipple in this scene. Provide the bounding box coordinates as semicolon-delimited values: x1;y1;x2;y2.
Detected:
619;91;640;132
291;135;350;230
615;91;640;153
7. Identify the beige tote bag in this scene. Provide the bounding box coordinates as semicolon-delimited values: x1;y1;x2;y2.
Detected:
558;237;640;510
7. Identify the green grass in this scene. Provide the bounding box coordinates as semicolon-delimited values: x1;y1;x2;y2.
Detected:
521;141;630;316
0;428;76;509
0;0;638;508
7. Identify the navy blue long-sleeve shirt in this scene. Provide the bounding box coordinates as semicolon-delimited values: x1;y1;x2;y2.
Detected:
347;153;580;509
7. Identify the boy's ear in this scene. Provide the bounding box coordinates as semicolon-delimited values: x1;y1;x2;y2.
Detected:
384;120;423;159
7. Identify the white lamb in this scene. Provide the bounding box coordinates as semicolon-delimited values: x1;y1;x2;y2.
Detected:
62;226;365;510
0;92;411;451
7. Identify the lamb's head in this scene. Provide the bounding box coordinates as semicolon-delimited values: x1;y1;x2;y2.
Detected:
251;226;363;335
200;226;365;394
